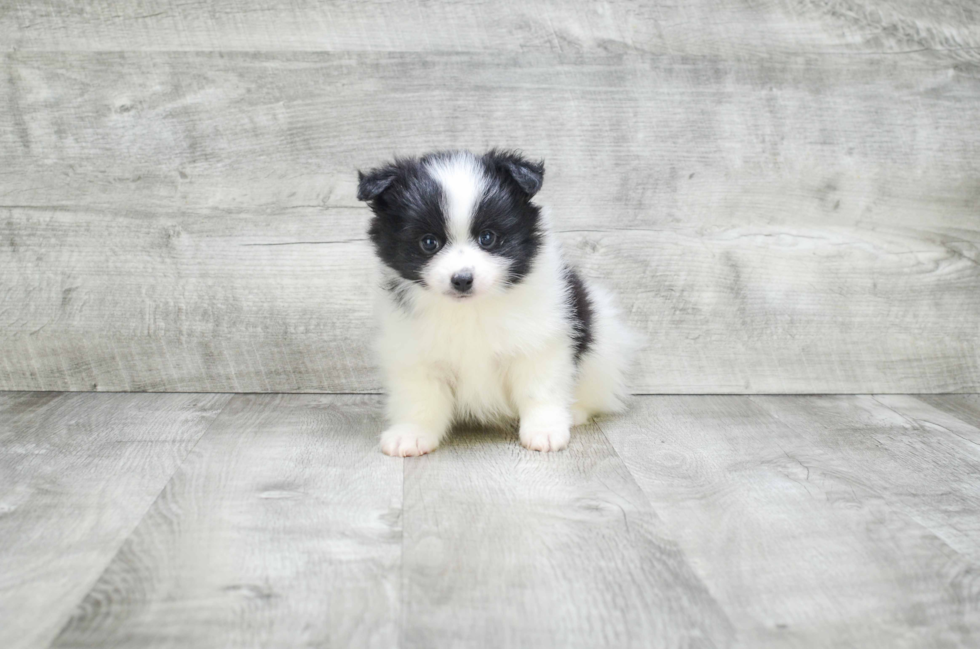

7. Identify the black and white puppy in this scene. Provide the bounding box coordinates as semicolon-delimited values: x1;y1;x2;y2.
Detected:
358;150;636;456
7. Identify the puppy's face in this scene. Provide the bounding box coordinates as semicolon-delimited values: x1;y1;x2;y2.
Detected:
358;150;544;301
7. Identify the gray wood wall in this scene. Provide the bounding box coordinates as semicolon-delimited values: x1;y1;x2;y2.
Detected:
1;1;978;393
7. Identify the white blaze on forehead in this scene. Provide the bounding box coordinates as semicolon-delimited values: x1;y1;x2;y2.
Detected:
426;153;486;243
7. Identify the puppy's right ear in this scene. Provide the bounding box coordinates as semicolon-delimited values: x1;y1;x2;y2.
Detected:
357;166;398;202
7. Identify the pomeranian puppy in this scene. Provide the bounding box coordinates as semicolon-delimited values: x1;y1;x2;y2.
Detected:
357;150;636;456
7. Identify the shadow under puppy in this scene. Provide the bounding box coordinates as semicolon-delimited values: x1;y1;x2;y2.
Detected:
358;150;636;456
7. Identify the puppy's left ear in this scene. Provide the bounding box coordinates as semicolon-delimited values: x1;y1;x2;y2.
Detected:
485;149;545;198
357;166;398;202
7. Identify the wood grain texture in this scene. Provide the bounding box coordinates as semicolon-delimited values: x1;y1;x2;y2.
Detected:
2;47;978;393
52;394;402;649
758;394;980;564
0;391;230;649
2;0;978;60
4;393;980;646
400;421;733;648
918;394;980;428
600;395;980;648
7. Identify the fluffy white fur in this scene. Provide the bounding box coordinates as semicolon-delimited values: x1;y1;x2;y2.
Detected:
374;153;636;456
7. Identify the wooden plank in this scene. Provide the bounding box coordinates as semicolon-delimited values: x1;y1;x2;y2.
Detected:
52;394;402;649
601;395;980;647
6;393;980;645
756;395;980;565
0;391;230;649
0;207;377;392
2;204;977;394
918;394;980;428
400;421;734;648
4;52;979;218
2;0;978;57
2;50;978;393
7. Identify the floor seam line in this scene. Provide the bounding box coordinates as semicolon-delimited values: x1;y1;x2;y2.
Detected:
908;396;980;431
591;406;740;641
398;451;407;649
42;392;237;649
592;416;674;519
875;395;980;450
759;395;980;568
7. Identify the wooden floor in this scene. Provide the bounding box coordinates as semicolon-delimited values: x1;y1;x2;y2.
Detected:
2;393;979;648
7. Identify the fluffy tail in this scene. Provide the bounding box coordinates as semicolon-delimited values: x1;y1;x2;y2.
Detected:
573;282;642;421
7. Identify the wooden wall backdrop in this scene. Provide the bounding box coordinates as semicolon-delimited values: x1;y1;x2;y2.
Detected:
1;1;978;393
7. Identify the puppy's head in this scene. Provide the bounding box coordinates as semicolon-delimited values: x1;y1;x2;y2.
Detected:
358;150;544;301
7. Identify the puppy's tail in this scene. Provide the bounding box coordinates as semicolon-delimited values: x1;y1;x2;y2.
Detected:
574;281;643;417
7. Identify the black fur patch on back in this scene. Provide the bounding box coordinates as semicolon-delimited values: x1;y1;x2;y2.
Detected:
565;268;594;361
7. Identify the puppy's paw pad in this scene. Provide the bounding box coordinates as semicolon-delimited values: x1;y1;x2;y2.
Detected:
380;425;440;457
520;425;571;452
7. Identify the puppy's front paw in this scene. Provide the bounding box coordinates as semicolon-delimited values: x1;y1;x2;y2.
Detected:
380;424;441;457
520;422;571;452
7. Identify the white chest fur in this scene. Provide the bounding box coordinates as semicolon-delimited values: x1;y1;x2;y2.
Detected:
375;244;572;424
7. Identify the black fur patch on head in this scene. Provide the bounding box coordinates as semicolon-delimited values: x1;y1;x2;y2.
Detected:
565;267;594;361
483;148;545;197
357;168;397;201
358;149;547;289
359;157;447;285
474;149;545;285
381;277;411;308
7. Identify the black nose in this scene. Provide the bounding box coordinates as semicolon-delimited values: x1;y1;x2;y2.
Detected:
451;271;474;293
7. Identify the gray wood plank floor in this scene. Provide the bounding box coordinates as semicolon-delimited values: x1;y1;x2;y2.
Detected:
2;392;980;648
0;392;231;649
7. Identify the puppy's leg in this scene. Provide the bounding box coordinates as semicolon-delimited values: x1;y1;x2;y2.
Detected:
381;366;453;457
570;404;593;427
509;344;575;452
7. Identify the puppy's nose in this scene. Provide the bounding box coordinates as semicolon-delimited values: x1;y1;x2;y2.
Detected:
451;270;474;293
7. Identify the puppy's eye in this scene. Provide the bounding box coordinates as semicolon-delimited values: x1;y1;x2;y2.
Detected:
419;234;441;254
478;230;497;249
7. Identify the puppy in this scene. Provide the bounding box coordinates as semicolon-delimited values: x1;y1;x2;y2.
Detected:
357;150;636;456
